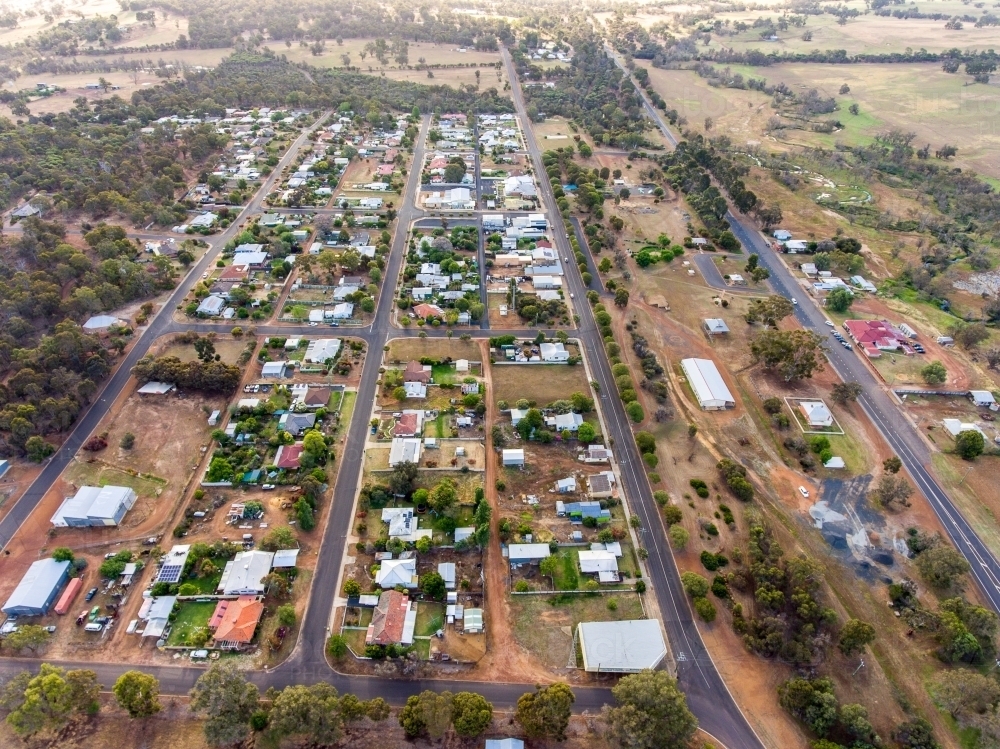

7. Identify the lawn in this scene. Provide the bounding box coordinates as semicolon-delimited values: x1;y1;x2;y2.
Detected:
492;363;592;408
342;628;367;657
551;549;580;591
431;363;458;384
334;392;356;438
415;602;445;637
386;337;480;364
181;573;223;595
166;601;216;647
329;391;343;411
413;471;482;504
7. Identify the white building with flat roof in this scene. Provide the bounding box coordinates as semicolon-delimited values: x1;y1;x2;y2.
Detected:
577;620;667;672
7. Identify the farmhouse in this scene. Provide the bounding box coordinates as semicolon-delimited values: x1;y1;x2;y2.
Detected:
577;620;667;673
971;390;997;408
703;318;730;336
211;596;264;650
366;590;416;646
680;358;735;410
799;400;834;428
51;485;138;528
1;559;70;616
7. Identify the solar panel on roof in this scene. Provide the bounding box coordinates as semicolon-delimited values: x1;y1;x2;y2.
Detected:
157;565;183;583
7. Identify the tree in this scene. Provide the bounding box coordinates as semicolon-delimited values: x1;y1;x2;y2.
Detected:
302;430;328;462
883;456;902;474
386;461;418;496
830;381;862;405
269;683;343;746
614;287;630;308
515;683;574;740
326;634;348;659
681;572;709;598
869;475;913;508
428;479;457;512
540;554;559;583
451;692;493;738
745;295;794;327
952;322;989;349
894;718;940;749
51;547;74;562
189;663;259;747
956;429;986;461
750;329;825;381
823;286;852;313
778;677;839;737
921;360;947;385
3;625;51;653
3;664;100;738
277;604;296;627
930;669;1000;719
120;432;135;449
838;619;876;656
260;525;296;552
626;402;644;422
113;671;161;719
605;670;698;749
599;257;612;273
577;422;597;444
669;525;689;549
421;571;447;600
916;545;971;590
399;690;453;740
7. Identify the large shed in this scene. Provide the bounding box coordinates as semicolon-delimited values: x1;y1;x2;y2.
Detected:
51;485;138;527
577;620;667;673
2;559;70;616
680;358;735;410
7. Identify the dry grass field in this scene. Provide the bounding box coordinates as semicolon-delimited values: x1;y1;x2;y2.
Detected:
646;62;1000;180
491;362;591;407
282;39;506;89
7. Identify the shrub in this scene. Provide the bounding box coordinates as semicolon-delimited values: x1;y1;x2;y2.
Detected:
719;505;735;525
681;572;709;598
694;596;717;622
642;453;659;469
762;397;783;414
700;551;728;571
625;402;645;422
689;479;709;498
653;490;670;506
669;525;689;549
703;522;719;536
120;432;135;449
809;435;830;454
663;505;682;525
711;575;729;598
635;431;656;454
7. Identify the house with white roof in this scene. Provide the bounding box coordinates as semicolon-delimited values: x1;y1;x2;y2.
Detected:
799;400;834;428
376;558;418;588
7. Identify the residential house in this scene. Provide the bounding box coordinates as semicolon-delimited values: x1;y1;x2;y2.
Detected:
218;550;274;595
546;412;583;432
366;590;416;645
393;411;424;438
274;443;304;470
704;318;730;336
556;477;577;493
304;338;341;364
389;438;422;467
403;361;431;384
376;558;418;589
799;401;834;428
587;472;615;499
403;381;427;399
509;408;529;426
843;320;910;358
278;412;316;436
580;445;612;463
82;315;123;333
219;264;250;282
578;549;619;583
381;508;425;542
332;302;354;319
540;342;569;362
211;596;264;650
261;361;292;378
413;303;445;319
971;390;997;408
556;500;610;524
197;295;226;316
507;543;550;565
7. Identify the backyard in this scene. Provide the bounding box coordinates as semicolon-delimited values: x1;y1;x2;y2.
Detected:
166;601;216;648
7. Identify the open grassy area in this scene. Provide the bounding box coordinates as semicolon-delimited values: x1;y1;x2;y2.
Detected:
509;592;647;671
166;601;216;647
415;602;445;637
386;337;481;364
551;549;580;590
182;573;223;595
413;471;482;504
62;463;166;496
492;363;592;407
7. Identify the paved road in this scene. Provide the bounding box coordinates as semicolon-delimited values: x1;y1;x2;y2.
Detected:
605;48;1000;615
502;48;764;749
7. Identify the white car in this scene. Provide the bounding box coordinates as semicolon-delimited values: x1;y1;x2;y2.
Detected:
798;486;810;498
791;298;798;305
309;321;318;327
570;293;575;298
202;272;208;278
824;320;834;327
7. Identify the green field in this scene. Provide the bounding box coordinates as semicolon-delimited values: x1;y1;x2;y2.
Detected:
166;601;216;647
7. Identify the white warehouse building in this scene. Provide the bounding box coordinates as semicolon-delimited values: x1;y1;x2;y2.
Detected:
51;485;138;527
680;358;735;410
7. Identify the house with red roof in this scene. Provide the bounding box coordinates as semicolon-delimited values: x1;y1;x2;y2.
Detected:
383;148;399;163
403;361;430;384
393;411;423;437
535;239;553;249
365;590;415;646
211;596;264;650
412;303;445;320
376;164;395;177
219;264;250;282
274;443;304;470
843;320;910;358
